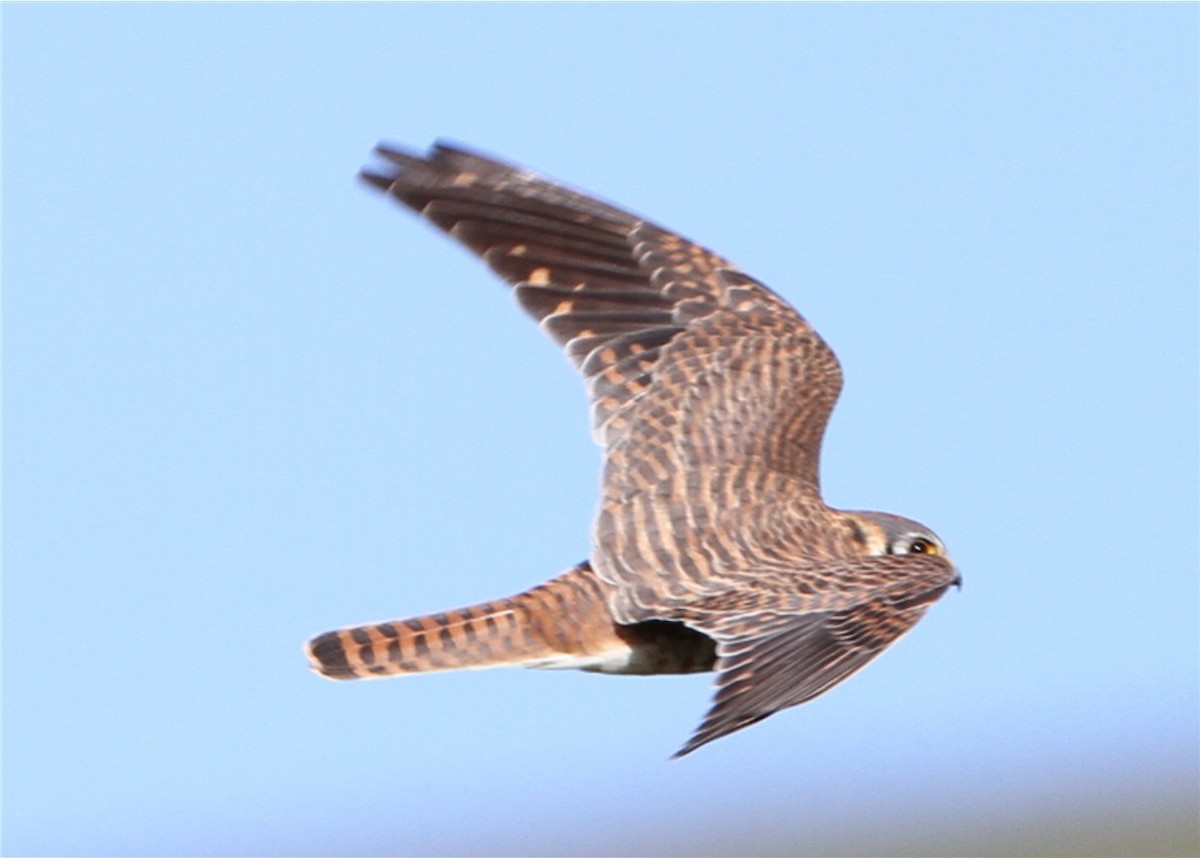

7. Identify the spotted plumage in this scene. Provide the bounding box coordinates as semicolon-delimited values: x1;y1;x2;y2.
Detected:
305;141;958;757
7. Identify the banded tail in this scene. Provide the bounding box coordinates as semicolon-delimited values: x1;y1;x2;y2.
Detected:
305;561;717;680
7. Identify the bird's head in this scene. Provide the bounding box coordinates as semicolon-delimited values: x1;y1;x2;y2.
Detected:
842;510;952;566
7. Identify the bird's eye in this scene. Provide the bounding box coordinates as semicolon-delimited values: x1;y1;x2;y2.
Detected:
907;537;939;555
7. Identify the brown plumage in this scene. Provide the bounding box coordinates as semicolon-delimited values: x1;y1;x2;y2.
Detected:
306;142;958;757
308;561;715;679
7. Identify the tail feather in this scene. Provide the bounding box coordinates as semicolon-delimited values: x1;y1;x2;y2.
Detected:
306;562;623;680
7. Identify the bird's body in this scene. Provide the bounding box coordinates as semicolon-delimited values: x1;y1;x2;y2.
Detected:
306;142;958;757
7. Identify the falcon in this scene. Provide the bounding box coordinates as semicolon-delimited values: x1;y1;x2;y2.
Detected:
306;142;959;757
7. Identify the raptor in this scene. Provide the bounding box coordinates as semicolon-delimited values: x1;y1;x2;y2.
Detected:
306;142;959;757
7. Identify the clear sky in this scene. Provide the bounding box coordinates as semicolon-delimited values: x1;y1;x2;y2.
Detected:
4;4;1197;857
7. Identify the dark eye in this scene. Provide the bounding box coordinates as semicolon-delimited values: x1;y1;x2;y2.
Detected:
908;537;937;555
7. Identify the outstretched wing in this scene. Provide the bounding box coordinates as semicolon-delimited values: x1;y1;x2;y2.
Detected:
672;555;959;757
361;141;840;479
363;141;844;620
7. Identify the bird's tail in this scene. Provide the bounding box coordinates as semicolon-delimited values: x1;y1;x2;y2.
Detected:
305;561;626;680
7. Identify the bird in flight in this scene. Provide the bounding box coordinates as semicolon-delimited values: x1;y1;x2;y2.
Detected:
306;141;959;757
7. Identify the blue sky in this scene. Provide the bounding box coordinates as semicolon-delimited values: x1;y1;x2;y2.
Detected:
4;4;1197;856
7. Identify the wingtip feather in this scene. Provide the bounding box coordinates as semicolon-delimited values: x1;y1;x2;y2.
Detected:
358;169;394;192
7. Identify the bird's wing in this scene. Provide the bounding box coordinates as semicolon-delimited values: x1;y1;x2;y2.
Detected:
361;142;841;487
364;141;846;619
671;554;959;757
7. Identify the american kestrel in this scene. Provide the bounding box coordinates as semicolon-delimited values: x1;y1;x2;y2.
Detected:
306;142;959;757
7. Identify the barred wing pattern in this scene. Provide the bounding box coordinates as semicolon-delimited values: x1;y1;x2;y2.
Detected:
361;144;840;470
594;293;847;622
362;143;843;600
